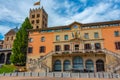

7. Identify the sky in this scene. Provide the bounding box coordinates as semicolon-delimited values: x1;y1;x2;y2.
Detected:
0;0;120;40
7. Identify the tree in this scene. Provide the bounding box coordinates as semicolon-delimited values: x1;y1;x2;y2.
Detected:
10;17;32;66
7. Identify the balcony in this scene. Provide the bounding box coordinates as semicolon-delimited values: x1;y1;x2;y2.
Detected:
53;49;104;55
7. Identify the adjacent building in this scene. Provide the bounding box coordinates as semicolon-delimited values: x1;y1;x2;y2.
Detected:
0;40;3;49
0;27;18;65
26;8;120;73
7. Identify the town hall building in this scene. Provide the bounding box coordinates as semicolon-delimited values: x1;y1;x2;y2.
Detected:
26;7;120;73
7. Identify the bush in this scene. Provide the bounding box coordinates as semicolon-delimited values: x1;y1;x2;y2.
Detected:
0;65;16;74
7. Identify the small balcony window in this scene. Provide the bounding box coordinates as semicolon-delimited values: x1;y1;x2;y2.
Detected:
84;44;91;50
114;31;119;37
40;46;46;53
94;32;99;38
64;45;70;51
55;45;61;51
84;33;89;39
64;35;68;40
28;47;33;53
95;43;101;50
56;35;60;41
115;42;120;50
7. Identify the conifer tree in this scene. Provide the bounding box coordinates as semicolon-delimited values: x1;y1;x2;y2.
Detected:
10;17;32;66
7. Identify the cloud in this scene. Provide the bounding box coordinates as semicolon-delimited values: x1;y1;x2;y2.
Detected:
0;0;120;39
0;25;11;36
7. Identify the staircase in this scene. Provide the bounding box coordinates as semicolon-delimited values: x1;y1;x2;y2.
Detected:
102;49;120;72
38;51;56;72
102;49;120;59
37;49;120;73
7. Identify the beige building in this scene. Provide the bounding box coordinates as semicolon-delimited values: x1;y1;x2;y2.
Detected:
0;27;18;65
0;40;3;49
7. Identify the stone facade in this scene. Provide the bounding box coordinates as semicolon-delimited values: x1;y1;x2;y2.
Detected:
0;27;18;65
0;40;3;49
3;27;18;49
29;7;48;29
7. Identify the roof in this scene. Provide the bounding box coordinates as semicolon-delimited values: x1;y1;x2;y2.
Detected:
5;27;18;36
0;40;3;42
82;20;120;26
28;20;120;32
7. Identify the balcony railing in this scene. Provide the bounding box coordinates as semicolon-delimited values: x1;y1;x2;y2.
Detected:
53;49;104;54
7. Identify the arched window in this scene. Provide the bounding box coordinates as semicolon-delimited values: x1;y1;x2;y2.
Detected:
96;60;104;72
64;60;71;71
6;53;11;64
73;56;83;70
54;60;61;71
0;53;5;64
86;60;94;72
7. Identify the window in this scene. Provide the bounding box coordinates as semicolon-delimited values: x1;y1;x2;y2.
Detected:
63;60;71;71
86;60;94;72
84;33;89;39
6;37;9;41
40;46;46;53
96;60;104;72
73;56;84;70
31;20;34;24
95;43;101;50
54;60;61;71
37;14;40;17
32;15;35;18
28;47;33;53
36;20;39;23
64;35;68;40
114;31;119;37
115;42;120;50
56;35;60;41
84;44;91;50
64;45;70;51
29;38;33;42
36;26;39;29
94;32;99;38
11;36;13;40
55;45;61;51
41;37;45;42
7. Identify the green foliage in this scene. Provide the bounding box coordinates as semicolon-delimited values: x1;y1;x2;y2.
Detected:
0;65;16;74
11;17;32;66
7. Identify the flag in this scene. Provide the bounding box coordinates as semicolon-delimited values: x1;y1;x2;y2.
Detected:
34;1;40;6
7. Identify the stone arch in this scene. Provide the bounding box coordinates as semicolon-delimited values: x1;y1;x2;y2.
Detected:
6;53;11;64
96;59;105;72
0;53;5;64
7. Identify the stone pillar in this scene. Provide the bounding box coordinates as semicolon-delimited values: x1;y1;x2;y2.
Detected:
91;42;95;50
83;56;86;70
4;53;7;64
94;54;96;72
61;59;64;72
70;56;73;71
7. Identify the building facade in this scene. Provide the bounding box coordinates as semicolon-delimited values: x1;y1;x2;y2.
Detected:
0;28;18;65
0;40;3;49
26;8;120;73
